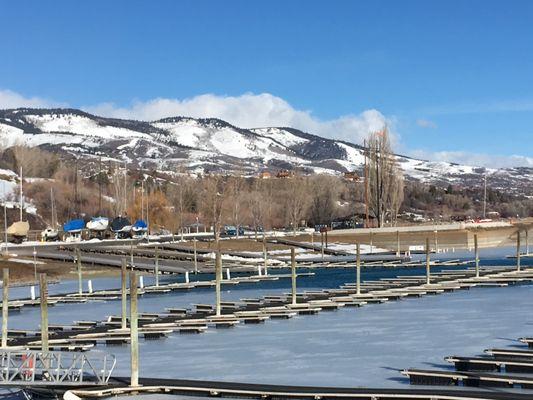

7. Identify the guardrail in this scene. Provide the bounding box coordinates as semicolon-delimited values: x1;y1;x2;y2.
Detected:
0;350;115;386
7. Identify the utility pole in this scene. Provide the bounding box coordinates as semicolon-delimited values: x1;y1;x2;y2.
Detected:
141;180;144;221
483;174;487;219
3;182;7;256
19;167;23;222
74;160;79;217
364;139;369;228
98;156;103;215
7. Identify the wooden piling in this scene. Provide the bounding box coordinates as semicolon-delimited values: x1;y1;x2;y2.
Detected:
121;258;127;330
154;246;160;287
1;268;9;347
517;230;521;272
474;234;479;278
76;247;82;295
425;238;430;285
215;250;222;317
356;242;361;295
39;273;49;352
129;272;139;387
291;248;297;305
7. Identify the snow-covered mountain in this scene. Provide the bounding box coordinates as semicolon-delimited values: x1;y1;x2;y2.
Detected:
0;108;531;194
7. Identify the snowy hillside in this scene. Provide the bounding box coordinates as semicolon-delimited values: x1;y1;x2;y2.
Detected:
0;108;531;194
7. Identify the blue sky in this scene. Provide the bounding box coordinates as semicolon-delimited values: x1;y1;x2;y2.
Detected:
1;0;532;166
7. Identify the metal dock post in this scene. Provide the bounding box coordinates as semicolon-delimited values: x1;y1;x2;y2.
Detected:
517;230;521;271
121;258;127;330
474;234;479;278
39;273;49;353
425;238;430;285
1;268;8;347
215;250;222;316
291;248;297;305
130;272;139;387
154;245;160;287
356;242;361;295
76;247;82;295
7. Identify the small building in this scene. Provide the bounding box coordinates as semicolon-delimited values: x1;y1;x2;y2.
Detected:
343;171;359;181
276;170;292;179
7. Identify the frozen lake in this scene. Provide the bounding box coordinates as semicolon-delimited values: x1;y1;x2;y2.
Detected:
3;245;533;389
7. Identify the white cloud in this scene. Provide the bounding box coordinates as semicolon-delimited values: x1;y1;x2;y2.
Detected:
84;93;391;145
409;149;533;168
0;89;64;109
416;118;437;129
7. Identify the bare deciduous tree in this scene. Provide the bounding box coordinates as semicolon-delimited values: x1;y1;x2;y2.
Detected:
248;180;268;239
201;174;226;243
309;174;341;226
285;176;310;235
366;127;404;227
228;175;244;238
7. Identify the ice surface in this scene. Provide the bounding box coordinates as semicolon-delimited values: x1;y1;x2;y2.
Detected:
1;247;532;390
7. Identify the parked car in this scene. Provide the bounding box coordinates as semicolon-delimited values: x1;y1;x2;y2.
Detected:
222;225;245;236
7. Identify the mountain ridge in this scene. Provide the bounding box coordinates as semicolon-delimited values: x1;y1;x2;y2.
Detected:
0;107;531;195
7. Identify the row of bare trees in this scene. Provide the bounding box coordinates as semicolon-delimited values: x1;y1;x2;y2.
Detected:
3;128;406;233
